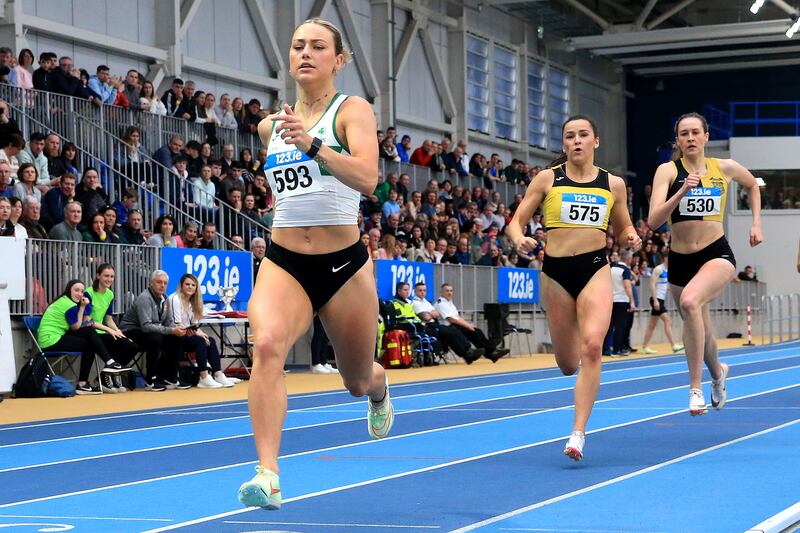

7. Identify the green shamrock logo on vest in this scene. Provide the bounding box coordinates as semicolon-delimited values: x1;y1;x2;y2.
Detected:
318;127;326;135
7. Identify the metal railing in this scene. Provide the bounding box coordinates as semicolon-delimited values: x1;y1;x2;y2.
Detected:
762;293;800;345
74;115;271;245
705;101;800;140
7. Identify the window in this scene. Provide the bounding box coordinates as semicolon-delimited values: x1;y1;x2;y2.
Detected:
493;45;517;140
527;60;546;149
466;35;490;134
548;66;570;150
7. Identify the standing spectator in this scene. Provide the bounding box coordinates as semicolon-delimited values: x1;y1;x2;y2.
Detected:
379;136;400;162
737;265;758;282
198;222;217;249
239;98;261;133
50;56;101;104
215;93;238;129
119;209;145;245
41;172;76;230
434;283;509;361
198;93;220;124
117;126;151;182
20;197;48;239
231;97;246;127
32;52;56;92
14;48;35;89
146;215;178;248
251;237;267;275
396;134;411;163
605;251;636;356
13;163;42;203
87;65;122;105
428;141;446;173
37;279;128;394
74;168;108;226
122;70;141;111
0;47;18;86
86;264;139;392
169;273;234;388
409;139;433;167
0;133;24;176
174;222;200;248
444;146;468;178
161;78;185;116
0;197;13;237
140;80;167;115
18;132;50;186
176;80;197;120
184;141;203;177
119;270;189;391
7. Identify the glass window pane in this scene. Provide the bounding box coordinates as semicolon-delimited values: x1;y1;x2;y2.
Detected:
467;36;490;134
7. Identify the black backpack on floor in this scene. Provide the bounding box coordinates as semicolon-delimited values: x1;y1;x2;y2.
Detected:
13;353;53;398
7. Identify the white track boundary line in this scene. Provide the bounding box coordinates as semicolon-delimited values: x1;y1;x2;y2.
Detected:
6;349;795;450
0;343;791;433
3;359;798;475
451;418;800;532
141;382;800;533
224;520;440;529
745;501;800;533
0;514;171;522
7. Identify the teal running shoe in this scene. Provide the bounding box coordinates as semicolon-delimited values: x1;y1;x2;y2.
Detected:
367;375;394;439
238;465;281;510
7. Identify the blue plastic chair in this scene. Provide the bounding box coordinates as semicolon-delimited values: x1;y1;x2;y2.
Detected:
23;316;100;384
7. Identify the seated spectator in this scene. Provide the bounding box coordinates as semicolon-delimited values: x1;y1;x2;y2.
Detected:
420;190;438;219
239;98;261;134
48;199;83;241
191;164;218;218
198;222;217;249
175;222;200;248
240;148;259;176
440;240;459;264
411;282;482;364
20;196;47;239
391;282;443;366
82;211;120;243
737;265;758;282
215;93;238;129
55;141;80;178
18;132;51;187
43;133;68;183
38;279;128;394
229;235;245;251
87;65;122;105
415;238;439;263
410;139;433;166
478;203;504;230
218;168;246;201
435;283;509;361
247;173;272;217
219;144;236;175
146;215;178;248
184;141;203;177
366;228;381;260
161;78;185;117
382;188;401;221
382;212;401;237
0;133;24;177
13;162;42;203
0;197;14;237
251;237;267;276
241;193;261;222
117;126;151;180
0;160;14;198
377;234;395;260
119;209;145;245
14;48;35;89
101;206;123;242
153;135;184;172
454;237;471;265
50;56;101;105
119;270;189;391
7;196;25;238
140;80;167;115
74;168;108;227
112;187;138;227
32;51;56;92
396;134;411;163
476;243;507;267
169;273;235;388
169;155;191;203
85;263;139;392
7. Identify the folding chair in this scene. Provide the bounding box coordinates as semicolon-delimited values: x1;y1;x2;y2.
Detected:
484;303;534;356
23;316;103;387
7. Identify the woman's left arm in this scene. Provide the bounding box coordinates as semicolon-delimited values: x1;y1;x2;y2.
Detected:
272;98;379;195
720;158;762;247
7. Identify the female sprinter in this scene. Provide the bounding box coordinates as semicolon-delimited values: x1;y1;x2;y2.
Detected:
648;112;761;415
507;115;641;461
238;18;391;510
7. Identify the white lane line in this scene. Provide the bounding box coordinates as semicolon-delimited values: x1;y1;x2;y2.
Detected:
745;501;800;533
142;382;800;533
4;359;798;475
7;349;796;450
0;344;788;433
0;514;172;522
450;418;800;533
223;520;440;529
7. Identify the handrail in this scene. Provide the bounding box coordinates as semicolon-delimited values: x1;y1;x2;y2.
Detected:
704;101;800;140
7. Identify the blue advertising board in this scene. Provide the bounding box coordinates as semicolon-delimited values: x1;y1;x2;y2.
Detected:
375;260;435;302
497;267;539;304
161;248;253;303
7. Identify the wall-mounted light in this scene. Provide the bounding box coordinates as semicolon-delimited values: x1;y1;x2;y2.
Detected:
750;0;767;14
787;17;800;38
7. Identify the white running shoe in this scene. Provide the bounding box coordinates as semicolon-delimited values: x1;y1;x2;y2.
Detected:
711;363;729;410
564;431;585;461
324;363;339;374
689;388;707;416
197;375;223;388
227;376;242;384
672;343;685;352
214;373;235;387
367;375;394;439
311;364;331;374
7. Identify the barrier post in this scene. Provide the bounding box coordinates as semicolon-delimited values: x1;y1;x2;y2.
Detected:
743;303;755;346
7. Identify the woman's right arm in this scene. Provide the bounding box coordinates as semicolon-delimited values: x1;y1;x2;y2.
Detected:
648;162;694;228
506;170;551;252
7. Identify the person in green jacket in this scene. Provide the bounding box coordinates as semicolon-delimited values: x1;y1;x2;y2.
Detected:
85;263;139;393
37;279;127;394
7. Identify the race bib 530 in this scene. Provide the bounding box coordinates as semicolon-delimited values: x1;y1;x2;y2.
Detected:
679;187;721;216
560;193;608;226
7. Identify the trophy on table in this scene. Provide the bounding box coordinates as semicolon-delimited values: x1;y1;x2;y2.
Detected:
218;286;239;312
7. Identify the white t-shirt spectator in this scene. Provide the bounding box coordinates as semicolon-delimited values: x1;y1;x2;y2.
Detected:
412;296;435;317
140;96;167;116
611;262;632;303
434;296;459;326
